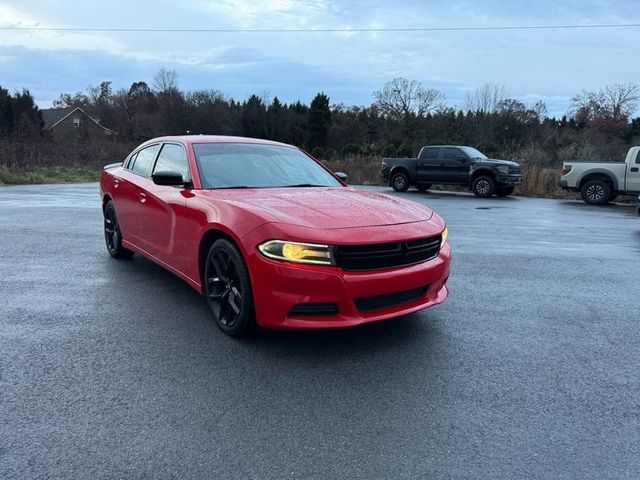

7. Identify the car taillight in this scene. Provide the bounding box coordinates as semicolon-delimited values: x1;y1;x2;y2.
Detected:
561;165;572;176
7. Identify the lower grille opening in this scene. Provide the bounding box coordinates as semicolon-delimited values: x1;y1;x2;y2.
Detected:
355;286;429;312
289;303;339;316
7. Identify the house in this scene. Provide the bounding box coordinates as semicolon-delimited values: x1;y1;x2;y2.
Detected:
41;107;116;140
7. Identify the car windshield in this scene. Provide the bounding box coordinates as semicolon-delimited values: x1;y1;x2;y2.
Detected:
460;147;488;160
193;143;342;189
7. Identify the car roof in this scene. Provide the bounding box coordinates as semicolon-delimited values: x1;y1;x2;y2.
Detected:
422;145;475;148
140;135;293;148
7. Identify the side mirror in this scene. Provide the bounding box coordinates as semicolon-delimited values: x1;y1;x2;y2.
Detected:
152;170;188;187
335;172;348;183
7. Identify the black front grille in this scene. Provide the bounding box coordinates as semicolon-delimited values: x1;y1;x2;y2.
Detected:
289;303;338;316
355;286;429;312
334;236;441;271
508;166;521;174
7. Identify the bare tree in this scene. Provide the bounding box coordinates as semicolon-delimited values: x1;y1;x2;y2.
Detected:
570;84;639;122
152;68;179;93
602;84;639;121
373;78;445;124
465;83;507;113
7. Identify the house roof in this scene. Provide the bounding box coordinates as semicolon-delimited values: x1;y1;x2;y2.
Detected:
40;106;116;134
41;107;75;130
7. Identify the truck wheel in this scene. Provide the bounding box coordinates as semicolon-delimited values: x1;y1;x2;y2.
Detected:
472;176;495;198
391;172;410;192
416;184;432;192
581;180;611;205
496;186;515;197
608;192;618;203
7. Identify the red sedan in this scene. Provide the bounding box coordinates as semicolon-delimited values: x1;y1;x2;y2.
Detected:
100;136;450;336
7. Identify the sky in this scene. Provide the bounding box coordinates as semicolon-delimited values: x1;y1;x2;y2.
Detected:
1;0;639;117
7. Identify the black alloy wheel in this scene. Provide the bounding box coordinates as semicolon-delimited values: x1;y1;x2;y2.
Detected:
581;180;611;206
204;239;255;336
391;172;410;192
472;176;495;198
104;201;134;259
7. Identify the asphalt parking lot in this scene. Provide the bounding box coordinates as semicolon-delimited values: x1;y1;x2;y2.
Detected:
1;183;638;479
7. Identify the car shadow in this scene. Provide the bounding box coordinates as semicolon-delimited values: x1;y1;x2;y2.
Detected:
104;251;439;360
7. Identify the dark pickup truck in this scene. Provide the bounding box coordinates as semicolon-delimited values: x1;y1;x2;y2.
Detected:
381;145;523;197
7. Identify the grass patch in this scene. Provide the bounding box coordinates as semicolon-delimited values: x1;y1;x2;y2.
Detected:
0;166;101;185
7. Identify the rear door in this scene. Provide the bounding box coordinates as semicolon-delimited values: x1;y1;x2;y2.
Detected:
122;144;161;250
416;147;442;183
626;149;640;192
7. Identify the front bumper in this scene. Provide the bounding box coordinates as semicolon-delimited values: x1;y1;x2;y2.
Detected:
247;243;451;330
496;174;522;185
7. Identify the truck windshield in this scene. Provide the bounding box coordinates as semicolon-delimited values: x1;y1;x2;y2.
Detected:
461;147;488;160
193;143;342;189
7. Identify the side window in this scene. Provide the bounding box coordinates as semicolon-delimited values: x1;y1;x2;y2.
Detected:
126;152;139;170
636;150;640;164
442;147;463;162
153;143;191;181
131;144;160;178
420;148;440;163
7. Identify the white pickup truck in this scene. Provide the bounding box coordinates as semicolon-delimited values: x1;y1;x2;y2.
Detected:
559;146;640;205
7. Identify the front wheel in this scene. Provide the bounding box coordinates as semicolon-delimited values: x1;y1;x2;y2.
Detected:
104;201;134;259
204;239;256;337
471;176;495;198
495;186;515;197
390;172;410;192
581;180;611;205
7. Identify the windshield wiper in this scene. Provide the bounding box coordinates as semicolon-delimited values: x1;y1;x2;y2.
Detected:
281;183;326;188
211;185;250;189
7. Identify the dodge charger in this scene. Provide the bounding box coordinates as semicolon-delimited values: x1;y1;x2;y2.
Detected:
100;136;451;336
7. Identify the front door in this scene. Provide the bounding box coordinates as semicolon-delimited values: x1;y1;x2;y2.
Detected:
626;149;640;193
441;147;471;184
141;143;192;270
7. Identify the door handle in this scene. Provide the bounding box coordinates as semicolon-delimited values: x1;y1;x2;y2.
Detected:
631;167;639;172
139;193;147;204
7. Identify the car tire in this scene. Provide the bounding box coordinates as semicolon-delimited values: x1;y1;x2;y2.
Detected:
103;200;134;259
472;176;495;198
390;172;410;192
416;183;432;192
608;191;618;203
496;186;515;197
204;239;256;337
581;180;611;205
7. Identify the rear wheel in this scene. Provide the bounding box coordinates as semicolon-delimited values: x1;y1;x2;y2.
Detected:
416;183;432;192
204;239;256;337
472;176;495;198
103;201;134;259
495;186;515;197
390;172;410;192
581;179;611;205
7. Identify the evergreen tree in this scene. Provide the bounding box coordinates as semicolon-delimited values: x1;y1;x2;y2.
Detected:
308;92;331;149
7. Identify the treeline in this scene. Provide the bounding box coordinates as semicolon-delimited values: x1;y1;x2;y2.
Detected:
1;71;640;173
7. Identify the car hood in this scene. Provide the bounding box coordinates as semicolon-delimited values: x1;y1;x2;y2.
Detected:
480;158;521;167
199;187;433;229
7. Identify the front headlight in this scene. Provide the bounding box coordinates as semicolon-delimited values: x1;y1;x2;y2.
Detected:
440;227;448;247
497;165;510;174
258;240;334;266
